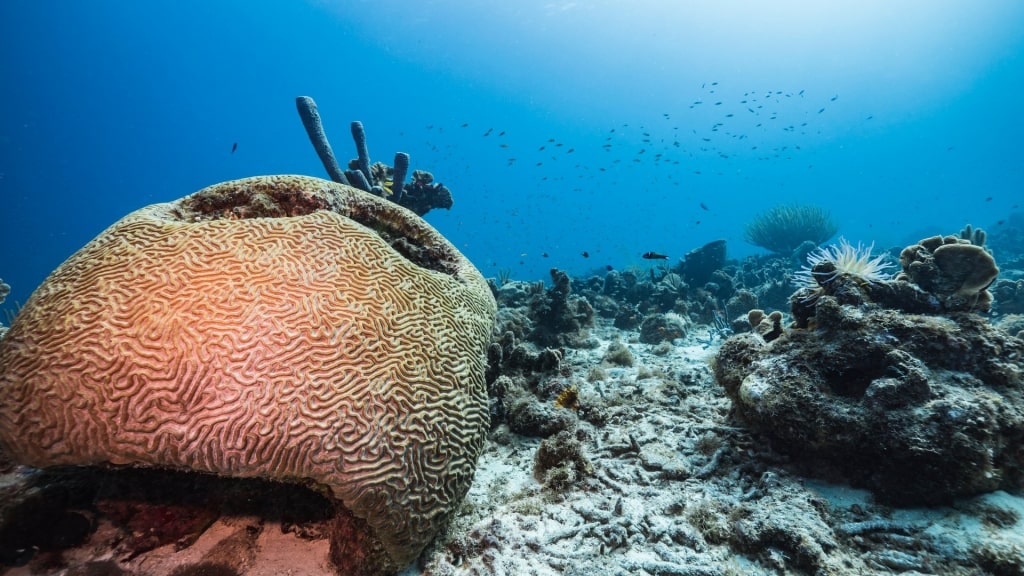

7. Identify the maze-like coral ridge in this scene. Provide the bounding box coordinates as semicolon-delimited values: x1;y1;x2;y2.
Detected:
0;176;496;568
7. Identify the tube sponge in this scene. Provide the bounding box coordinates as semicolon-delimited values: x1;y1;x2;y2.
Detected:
295;96;349;185
392;152;410;204
351;121;372;188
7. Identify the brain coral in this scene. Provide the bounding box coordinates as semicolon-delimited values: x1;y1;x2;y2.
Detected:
0;175;497;574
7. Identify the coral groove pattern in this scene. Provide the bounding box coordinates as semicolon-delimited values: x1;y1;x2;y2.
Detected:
0;175;497;573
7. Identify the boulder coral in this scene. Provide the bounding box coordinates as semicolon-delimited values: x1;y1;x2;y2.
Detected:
714;236;1024;505
0;175;497;575
898;234;999;312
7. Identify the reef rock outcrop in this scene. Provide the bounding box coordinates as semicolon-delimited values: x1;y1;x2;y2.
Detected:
0;175;496;575
714;236;1024;505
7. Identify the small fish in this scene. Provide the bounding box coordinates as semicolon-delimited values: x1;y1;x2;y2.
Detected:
498;131;505;136
700;202;709;211
542;252;549;258
818;108;825;114
461;123;469;127
642;251;669;260
483;128;493;136
231;142;238;154
605;264;614;271
830;94;838;101
581;251;590;258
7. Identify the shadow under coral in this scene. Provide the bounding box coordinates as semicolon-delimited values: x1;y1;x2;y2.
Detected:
0;465;336;572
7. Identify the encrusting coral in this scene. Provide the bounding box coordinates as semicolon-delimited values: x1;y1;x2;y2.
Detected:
0;175;497;575
714;234;1024;505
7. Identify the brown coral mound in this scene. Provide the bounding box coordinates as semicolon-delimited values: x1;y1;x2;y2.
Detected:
898;234;999;312
0;175;497;574
715;279;1024;505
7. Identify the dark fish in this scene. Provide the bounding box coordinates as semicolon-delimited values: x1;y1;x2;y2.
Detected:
461;123;469;127
542;252;549;258
483;128;493;136
499;131;505;136
831;95;838;101
581;251;590;258
700;202;709;211
818;108;825;114
231;142;238;154
605;264;614;271
642;251;669;260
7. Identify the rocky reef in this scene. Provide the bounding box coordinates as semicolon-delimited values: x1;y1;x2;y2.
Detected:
714;234;1023;505
5;232;1024;575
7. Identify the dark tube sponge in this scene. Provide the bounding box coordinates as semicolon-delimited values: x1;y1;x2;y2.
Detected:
295;97;349;185
392;152;410;204
351;121;373;187
346;169;372;193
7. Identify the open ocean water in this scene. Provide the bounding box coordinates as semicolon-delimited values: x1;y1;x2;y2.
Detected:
2;0;1022;306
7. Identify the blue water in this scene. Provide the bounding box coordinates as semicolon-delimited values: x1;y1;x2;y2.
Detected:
2;0;1023;310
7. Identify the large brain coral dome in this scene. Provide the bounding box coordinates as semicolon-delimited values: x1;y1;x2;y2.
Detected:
0;175;497;574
